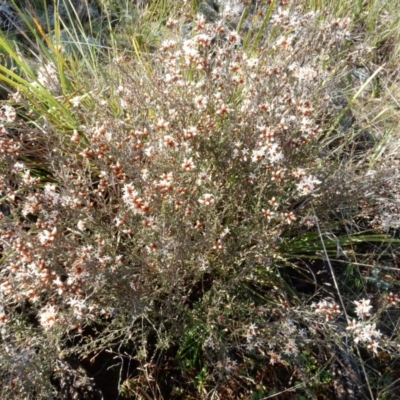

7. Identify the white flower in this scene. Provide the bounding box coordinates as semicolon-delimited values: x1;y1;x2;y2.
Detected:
160;39;176;51
194;33;212;47
220;228;230;238
367;340;379;354
39;305;58;329
194;95;208;110
181;157;195;171
352;323;381;346
22;170;37;186
196;172;210;186
68;298;87;318
354;298;373;318
198;193;215;206
284;339;299;356
11;90;22;102
262;209;275;221
70;96;82;107
267;144;284;164
183;39;200;63
44;183;61;206
346;318;359;330
12;162;26;173
223;358;237;372
38;227;57;246
245;57;259;70
77;220;87;231
227;30;241;45
296;175;321;196
53;276;66;295
251;147;266;163
246;323;258;342
293;66;318;81
37;62;60;94
0;105;16;122
268;351;282;365
183;126;198;140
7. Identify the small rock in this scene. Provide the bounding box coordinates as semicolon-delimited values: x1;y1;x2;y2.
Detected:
54;30;103;57
350;66;371;83
338;114;356;132
0;2;21;33
180;22;193;38
198;1;220;23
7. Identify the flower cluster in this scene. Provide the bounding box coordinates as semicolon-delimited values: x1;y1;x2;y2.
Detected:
312;299;341;321
36;62;61;94
347;320;382;354
346;299;384;354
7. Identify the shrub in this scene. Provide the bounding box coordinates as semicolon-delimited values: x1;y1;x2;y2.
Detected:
0;1;400;398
